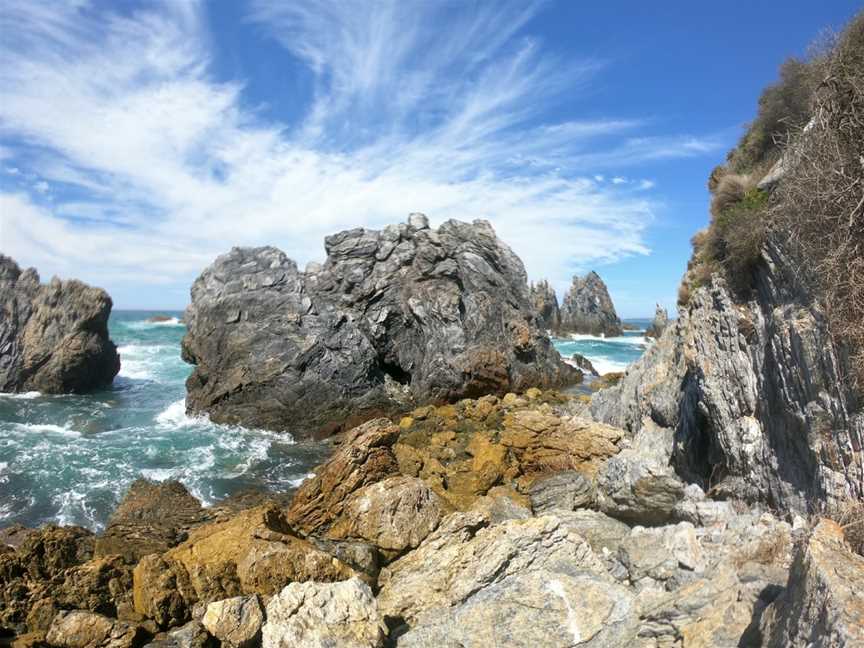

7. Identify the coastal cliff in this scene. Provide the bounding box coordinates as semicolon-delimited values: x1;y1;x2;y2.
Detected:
559;271;622;337
0;255;119;394
528;280;560;331
181;215;577;438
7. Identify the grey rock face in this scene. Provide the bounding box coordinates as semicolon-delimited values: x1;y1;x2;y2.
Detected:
559;271;622;337
201;595;263;648
182;216;577;437
761;519;864;647
0;255;119;394
528;279;560;331
591;239;864;513
644;303;669;339
527;470;594;514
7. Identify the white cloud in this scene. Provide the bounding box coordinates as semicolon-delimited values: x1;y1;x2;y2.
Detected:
612;176;627;184
0;0;721;307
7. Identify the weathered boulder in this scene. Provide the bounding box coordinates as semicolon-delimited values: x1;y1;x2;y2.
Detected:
96;480;208;563
326;476;447;555
286;419;401;535
397;569;639;648
377;513;607;625
644;303;670;339
132;504;360;628
181;216;577;437
591;241;864;513
553;510;632;555
528;279;560;331
761;519;864;647
527;470;594;514
0;255;119;394
618;522;706;587
262;578;385;648
559;271;622;337
141;621;214;648
568;353;598;375
201;596;263;648
595;423;686;525
45;611;145;648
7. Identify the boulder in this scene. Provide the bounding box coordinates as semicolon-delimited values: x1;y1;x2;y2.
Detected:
595;423;685;525
142;621;214;648
761;519;864;647
568;353;598;375
617;522;706;586
528;279;560;331
201;596;263;648
327;476;447;555
45;611;145;648
286;419;400;535
53;555;134;619
0;255;119;394
262;578;385;648
558;271;622;337
181;217;577;437
96;480;208;563
377;513;607;625
397;569;639;648
132;504;360;628
527;470;594;514
553;510;632;556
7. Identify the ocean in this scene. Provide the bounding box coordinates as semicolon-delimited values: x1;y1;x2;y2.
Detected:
0;311;649;531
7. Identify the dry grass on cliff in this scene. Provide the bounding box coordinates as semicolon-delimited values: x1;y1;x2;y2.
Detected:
770;12;864;389
828;500;864;557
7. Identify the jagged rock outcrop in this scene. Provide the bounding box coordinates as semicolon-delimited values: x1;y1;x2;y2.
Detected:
644;303;669;339
181;215;577;437
528;279;560;331
761;519;864;647
559;271;623;337
591;239;864;513
0;255;119;394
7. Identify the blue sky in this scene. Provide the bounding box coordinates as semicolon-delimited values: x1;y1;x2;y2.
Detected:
0;1;859;316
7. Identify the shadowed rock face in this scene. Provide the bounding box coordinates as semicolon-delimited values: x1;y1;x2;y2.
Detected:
0;255;119;394
591;239;864;514
559;271;622;337
181;215;577;437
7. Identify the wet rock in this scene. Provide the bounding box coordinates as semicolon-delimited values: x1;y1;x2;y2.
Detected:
528;279;560;331
0;255;119;394
397;569;639;648
558;271;622;337
201;596;262;648
96;480;208;564
377;513;606;625
45;611;145;648
761;519;864;647
262;578;385;648
327;476;447;555
132;504;360;628
527;470;594;514
644;303;669;339
181;217;576;438
569;353;598;375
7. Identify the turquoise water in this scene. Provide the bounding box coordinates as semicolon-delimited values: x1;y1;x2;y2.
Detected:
0;312;649;531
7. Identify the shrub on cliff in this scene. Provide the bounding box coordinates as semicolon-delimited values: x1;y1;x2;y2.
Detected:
770;11;864;388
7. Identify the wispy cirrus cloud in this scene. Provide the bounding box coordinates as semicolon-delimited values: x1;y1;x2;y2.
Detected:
0;0;722;307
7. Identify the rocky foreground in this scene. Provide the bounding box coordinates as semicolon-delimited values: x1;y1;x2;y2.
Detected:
2;388;862;648
181;215;577;439
0;256;119;394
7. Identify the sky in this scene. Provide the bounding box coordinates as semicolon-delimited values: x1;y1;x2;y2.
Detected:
0;1;860;316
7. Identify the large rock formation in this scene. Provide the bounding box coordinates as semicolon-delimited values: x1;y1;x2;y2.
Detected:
528;279;560;331
591;239;864;514
559;271;622;337
644;303;669;339
0;255;119;393
181;215;577;437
